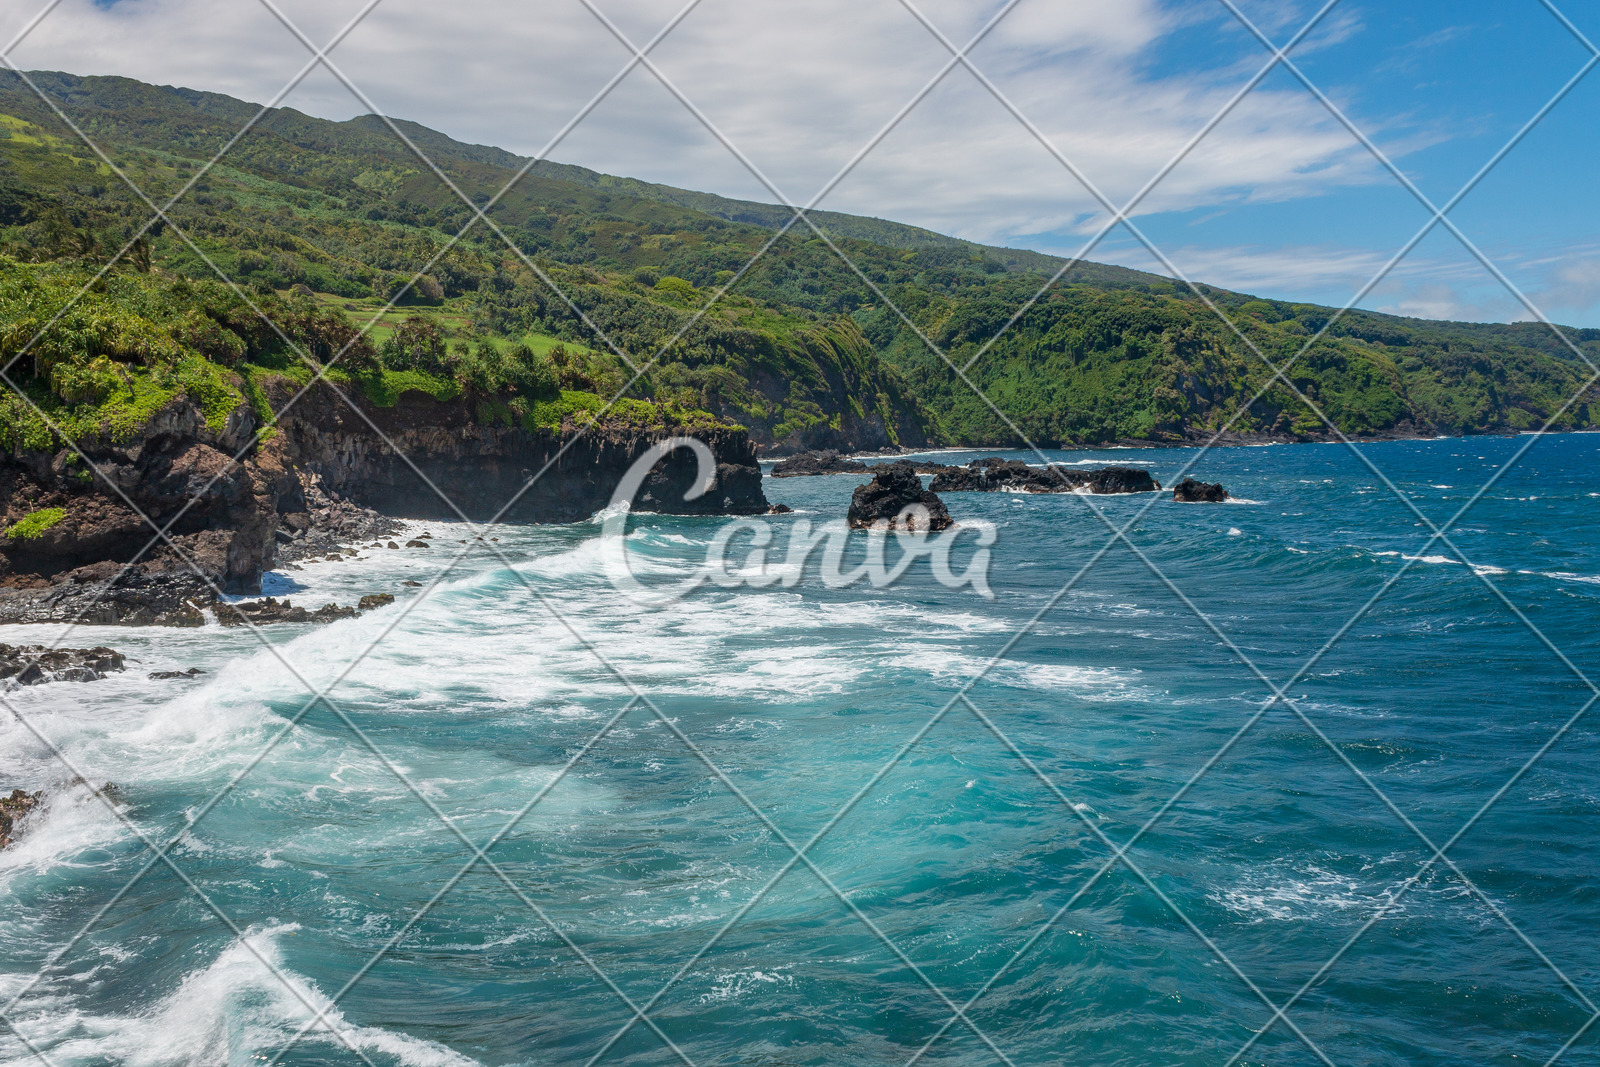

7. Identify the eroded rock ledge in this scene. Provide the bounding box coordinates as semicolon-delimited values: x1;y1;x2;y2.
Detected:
0;643;125;688
771;450;870;477
927;458;1159;495
0;381;768;625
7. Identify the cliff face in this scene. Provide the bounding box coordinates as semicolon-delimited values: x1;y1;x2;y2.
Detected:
276;384;766;524
0;384;768;623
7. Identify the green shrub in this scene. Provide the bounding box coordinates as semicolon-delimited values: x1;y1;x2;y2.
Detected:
7;507;65;540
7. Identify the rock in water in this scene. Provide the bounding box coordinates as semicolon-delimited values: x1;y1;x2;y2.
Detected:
1173;478;1229;502
848;462;953;531
358;593;396;611
217;597;358;626
929;458;1158;495
0;644;126;688
149;667;206;680
770;450;871;477
0;788;41;849
1082;466;1160;493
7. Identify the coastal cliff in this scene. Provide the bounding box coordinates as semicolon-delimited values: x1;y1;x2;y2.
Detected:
0;382;767;624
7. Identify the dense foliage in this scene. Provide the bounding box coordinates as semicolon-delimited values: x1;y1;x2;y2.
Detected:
0;69;1595;452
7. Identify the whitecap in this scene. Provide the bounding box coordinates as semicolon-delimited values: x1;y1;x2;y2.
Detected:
1536;571;1600;586
4;923;480;1067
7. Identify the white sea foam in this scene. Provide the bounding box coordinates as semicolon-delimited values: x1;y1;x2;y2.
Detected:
892;650;1148;701
1212;865;1379;923
3;923;480;1066
1531;570;1600;586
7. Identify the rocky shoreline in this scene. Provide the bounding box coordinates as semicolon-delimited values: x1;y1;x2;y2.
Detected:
927;458;1159;495
0;380;769;627
0;643;126;689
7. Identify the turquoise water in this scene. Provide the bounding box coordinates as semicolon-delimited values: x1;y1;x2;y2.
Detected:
1;433;1598;1066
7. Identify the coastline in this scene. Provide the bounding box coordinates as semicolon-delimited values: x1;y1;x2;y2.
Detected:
794;423;1586;463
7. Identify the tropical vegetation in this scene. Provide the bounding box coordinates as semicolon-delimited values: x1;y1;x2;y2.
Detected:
0;69;1594;455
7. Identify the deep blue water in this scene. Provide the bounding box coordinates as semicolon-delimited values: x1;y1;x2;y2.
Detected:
2;433;1598;1066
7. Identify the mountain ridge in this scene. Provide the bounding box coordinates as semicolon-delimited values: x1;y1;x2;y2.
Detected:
0;67;1594;457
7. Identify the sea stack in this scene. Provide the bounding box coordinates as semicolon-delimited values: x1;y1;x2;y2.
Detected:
1173;478;1229;502
847;462;953;531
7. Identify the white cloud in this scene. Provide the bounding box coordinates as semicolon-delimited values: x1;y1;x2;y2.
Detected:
3;0;1394;246
10;0;1588;327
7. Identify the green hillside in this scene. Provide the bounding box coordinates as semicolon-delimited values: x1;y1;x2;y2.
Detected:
0;69;1595;454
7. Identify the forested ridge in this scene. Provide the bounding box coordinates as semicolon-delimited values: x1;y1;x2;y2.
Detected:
1;69;1596;455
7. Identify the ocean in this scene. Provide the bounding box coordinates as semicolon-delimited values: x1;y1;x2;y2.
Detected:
1;433;1597;1066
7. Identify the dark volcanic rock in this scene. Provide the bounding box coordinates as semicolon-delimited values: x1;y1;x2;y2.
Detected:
149;667;205;680
1081;466;1161;494
217;597;358;627
1172;478;1229;502
274;472;405;564
0;788;41;849
0;383;770;626
0;564;212;626
0;643;125;688
358;593;395;611
770;450;870;478
929;458;1159;495
847;462;953;532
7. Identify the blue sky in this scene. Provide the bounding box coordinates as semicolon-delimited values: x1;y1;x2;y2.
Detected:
8;0;1598;326
1083;0;1600;325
